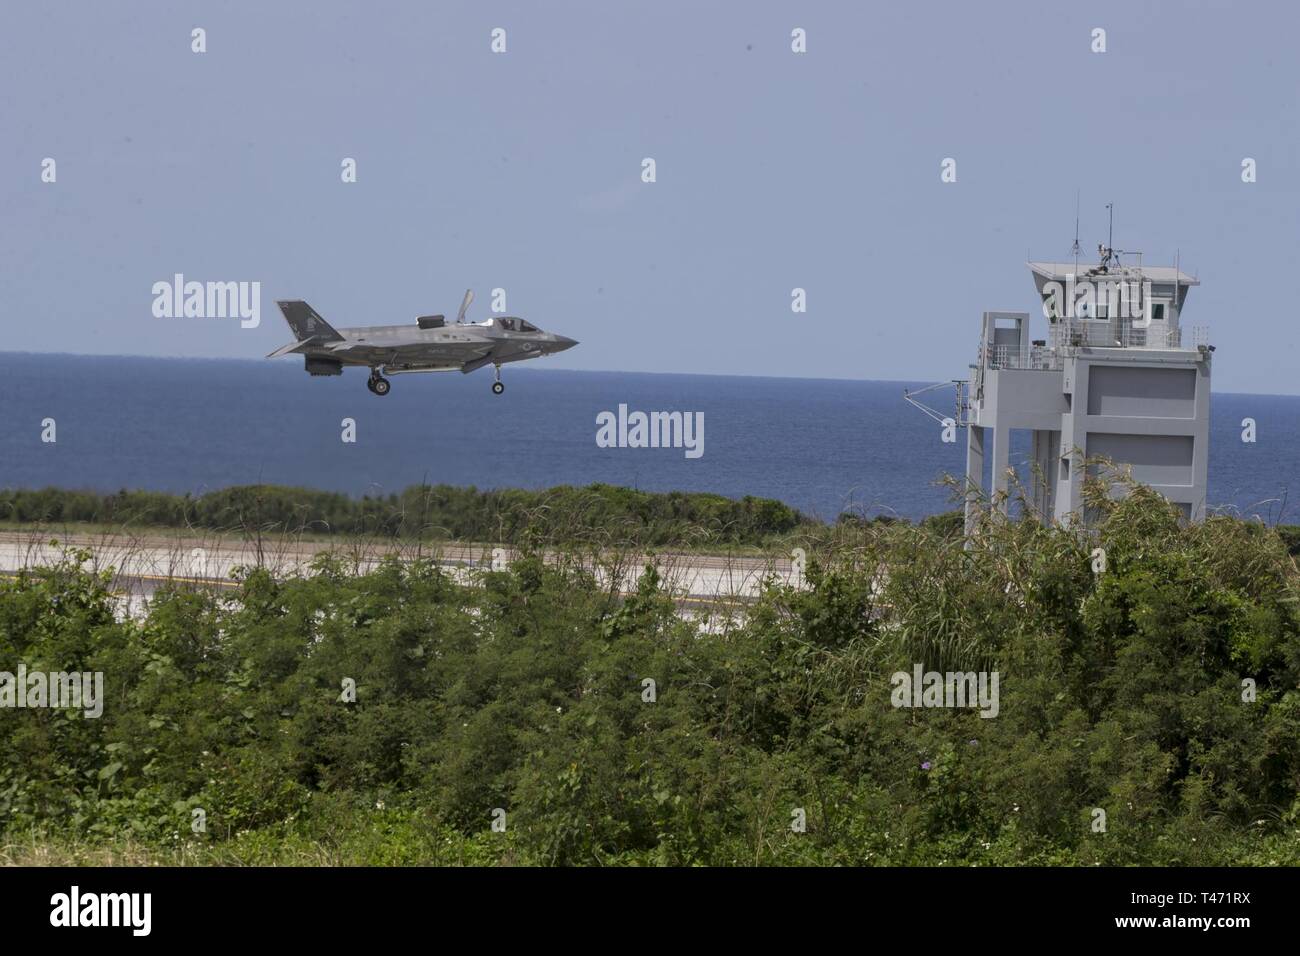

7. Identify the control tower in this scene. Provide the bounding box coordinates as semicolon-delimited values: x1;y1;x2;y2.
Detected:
911;243;1212;531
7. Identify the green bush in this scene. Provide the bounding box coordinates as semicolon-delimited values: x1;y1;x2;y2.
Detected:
0;482;813;548
3;489;1299;865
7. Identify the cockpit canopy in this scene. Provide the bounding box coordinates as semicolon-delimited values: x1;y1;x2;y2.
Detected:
494;317;538;332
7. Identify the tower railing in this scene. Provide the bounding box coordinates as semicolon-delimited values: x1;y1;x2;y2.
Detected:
980;321;1210;372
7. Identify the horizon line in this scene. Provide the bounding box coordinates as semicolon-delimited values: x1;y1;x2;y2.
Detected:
0;349;1294;400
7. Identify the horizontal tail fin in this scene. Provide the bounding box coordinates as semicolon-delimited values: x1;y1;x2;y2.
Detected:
276;300;344;342
266;340;304;358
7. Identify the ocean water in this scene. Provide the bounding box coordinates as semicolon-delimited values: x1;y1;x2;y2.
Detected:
0;352;1297;525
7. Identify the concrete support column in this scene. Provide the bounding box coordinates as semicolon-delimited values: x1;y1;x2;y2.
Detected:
990;424;1011;511
965;425;986;534
1190;359;1211;522
1030;429;1053;520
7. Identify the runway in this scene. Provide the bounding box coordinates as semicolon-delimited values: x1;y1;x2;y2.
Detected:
0;529;805;617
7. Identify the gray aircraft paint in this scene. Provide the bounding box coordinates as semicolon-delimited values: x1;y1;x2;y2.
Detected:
268;289;577;395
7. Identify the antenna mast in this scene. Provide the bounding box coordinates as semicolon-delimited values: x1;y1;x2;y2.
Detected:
1100;201;1115;270
1072;191;1081;271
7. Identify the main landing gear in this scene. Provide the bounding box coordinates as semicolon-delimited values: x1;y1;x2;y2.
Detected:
367;370;391;396
491;365;504;395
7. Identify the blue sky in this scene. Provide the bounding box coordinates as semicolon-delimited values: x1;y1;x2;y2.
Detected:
2;1;1297;393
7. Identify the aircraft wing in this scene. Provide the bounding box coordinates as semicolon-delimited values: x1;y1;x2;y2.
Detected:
460;348;499;373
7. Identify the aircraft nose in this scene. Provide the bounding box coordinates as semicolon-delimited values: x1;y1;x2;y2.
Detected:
552;335;579;353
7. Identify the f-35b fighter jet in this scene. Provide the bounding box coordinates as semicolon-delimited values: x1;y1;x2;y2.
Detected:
268;290;578;395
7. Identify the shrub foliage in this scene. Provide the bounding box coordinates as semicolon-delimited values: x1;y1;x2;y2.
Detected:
2;486;1300;865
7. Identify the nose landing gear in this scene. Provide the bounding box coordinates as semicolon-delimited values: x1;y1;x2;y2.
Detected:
367;370;391;396
491;365;504;395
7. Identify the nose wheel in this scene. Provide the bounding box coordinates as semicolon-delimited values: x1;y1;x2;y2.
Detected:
367;370;391;396
491;365;504;395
